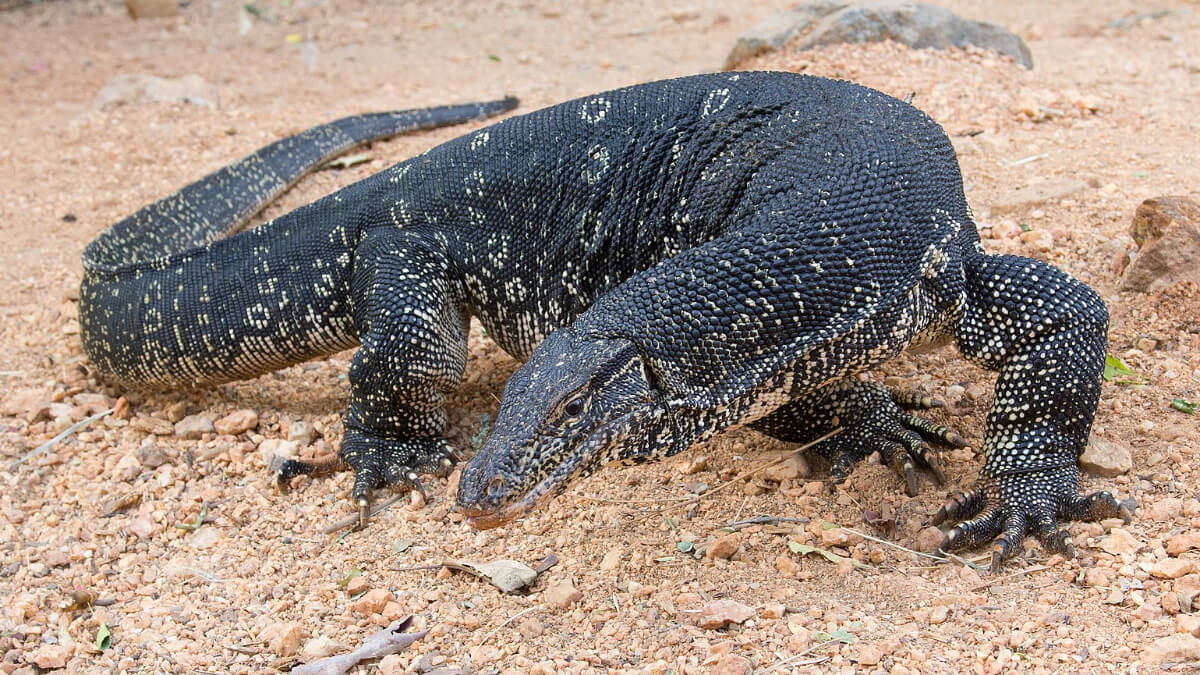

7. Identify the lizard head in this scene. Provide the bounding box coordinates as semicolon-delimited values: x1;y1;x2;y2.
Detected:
456;327;672;529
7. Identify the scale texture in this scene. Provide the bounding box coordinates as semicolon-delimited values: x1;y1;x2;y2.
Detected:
78;72;1126;560
450;73;1128;564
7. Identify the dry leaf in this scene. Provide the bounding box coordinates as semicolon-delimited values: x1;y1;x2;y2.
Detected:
291;616;426;675
442;559;537;593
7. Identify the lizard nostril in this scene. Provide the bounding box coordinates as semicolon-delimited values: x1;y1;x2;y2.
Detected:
486;476;506;499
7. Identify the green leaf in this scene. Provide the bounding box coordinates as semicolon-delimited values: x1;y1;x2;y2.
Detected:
785;539;866;568
392;539;413;554
338;568;362;587
1102;354;1133;380
1102;354;1147;385
676;540;694;553
487;54;501;62
174;502;207;531
1171;399;1198;415
655;555;676;563
821;520;840;530
816;624;854;638
95;623;111;650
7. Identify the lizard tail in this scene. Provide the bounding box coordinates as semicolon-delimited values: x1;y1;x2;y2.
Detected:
82;97;518;273
79;97;517;386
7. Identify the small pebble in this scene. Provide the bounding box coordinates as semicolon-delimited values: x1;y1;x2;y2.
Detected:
214;409;258;435
704;533;741;560
543;578;582;609
260;621;304;657
351;588;394;616
345;575;369;595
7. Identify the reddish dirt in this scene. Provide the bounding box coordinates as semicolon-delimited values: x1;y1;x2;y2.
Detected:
1;1;1199;673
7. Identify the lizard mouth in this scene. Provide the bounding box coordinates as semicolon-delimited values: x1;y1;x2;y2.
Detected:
461;455;577;530
461;407;656;530
461;489;550;530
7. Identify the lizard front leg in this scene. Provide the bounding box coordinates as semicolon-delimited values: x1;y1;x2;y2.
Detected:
750;380;966;496
940;251;1132;568
278;228;466;526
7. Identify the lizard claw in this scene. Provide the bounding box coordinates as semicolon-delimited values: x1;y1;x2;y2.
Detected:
279;427;459;527
816;383;964;496
937;465;1133;570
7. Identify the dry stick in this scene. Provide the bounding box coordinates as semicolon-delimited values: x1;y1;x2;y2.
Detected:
389;563;444;573
580;494;694;505
322;494;406;534
763;639;837;673
725;515;807;529
480;605;542;645
1008;153;1048;166
731;495;749;524
969;564;1050;591
9;408;113;469
635;429;843;520
840;526;987;571
224;644;261;656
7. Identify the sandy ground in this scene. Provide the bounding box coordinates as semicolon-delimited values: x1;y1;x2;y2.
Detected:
2;0;1200;673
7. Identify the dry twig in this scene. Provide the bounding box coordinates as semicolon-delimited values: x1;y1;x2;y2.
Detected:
10;408;113;469
635;429;842;519
322;494;405;534
480;605;542;645
969;564;1050;591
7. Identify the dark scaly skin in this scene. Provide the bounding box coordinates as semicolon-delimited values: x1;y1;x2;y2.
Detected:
80;99;519;522
83;74;954;526
457;75;1131;567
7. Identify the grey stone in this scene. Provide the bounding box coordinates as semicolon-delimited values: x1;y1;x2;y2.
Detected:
723;1;848;69
1080;437;1132;478
1122;196;1200;294
174;413;215;440
286;419;318;446
726;1;1032;70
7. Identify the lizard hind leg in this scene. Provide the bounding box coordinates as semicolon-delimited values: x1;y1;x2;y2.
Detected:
751;380;966;497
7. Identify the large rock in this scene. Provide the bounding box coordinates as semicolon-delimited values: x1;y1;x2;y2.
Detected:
1079;437;1132;478
1144;634;1200;664
725;1;1032;70
723;1;848;68
1121;196;1200;293
125;0;178;18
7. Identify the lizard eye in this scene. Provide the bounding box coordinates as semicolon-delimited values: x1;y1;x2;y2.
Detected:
486;476;506;498
563;395;586;417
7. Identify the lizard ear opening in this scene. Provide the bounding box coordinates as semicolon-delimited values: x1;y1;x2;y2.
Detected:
642;358;662;391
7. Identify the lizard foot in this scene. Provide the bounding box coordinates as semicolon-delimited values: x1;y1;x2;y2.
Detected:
932;465;1135;570
819;384;967;497
276;429;458;528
